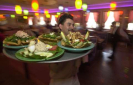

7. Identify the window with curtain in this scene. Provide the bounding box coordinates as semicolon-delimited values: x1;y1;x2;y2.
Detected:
104;11;120;29
86;12;99;28
28;17;33;25
127;10;133;30
39;16;46;25
50;15;57;26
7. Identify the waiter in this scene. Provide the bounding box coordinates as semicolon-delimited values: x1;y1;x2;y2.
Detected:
49;13;81;85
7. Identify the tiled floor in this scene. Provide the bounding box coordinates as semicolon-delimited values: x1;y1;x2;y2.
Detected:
0;43;133;85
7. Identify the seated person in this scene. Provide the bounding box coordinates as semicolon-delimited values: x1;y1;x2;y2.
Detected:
30;26;39;37
96;24;103;31
45;20;52;29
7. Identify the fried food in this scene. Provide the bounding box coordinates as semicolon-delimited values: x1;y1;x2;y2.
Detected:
3;31;35;46
61;31;91;48
38;32;61;43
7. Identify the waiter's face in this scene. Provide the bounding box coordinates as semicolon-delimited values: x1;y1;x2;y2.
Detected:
59;18;74;35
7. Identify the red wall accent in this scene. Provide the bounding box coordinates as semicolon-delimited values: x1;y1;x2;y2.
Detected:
129;10;133;22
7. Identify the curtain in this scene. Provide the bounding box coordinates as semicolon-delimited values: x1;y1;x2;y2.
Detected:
104;11;120;22
128;10;133;22
86;12;98;22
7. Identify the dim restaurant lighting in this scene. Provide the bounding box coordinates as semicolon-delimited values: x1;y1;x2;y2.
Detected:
0;1;132;13
15;5;22;14
107;11;110;17
55;15;58;18
5;14;10;17
64;8;68;12
0;14;5;18
35;12;39;16
119;11;123;15
23;9;29;15
58;5;64;11
57;12;61;15
44;9;49;14
11;15;15;18
82;3;88;11
75;0;82;9
23;16;28;19
46;14;50;18
32;0;39;12
86;10;90;13
110;2;117;10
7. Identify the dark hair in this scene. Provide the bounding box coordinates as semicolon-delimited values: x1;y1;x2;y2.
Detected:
58;13;73;26
112;21;116;26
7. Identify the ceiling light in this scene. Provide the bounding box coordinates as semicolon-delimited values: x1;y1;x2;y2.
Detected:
75;0;82;9
23;16;28;19
46;14;50;18
11;15;15;18
82;3;88;11
119;11;123;15
0;15;5;18
44;9;49;14
31;0;39;12
55;15;58;18
58;5;64;11
35;12;39;16
5;14;10;17
86;10;90;13
23;9;29;15
110;2;117;10
57;12;61;15
15;5;22;14
65;8;68;12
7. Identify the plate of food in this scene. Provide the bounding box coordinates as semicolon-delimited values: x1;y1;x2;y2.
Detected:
3;30;36;49
57;31;95;52
38;32;61;45
15;40;65;62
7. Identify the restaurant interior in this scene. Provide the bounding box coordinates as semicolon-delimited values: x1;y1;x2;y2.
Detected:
0;0;133;85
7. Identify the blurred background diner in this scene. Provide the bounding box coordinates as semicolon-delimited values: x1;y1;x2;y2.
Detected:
0;0;133;85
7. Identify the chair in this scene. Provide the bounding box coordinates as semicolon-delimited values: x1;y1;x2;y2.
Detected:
119;28;130;47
